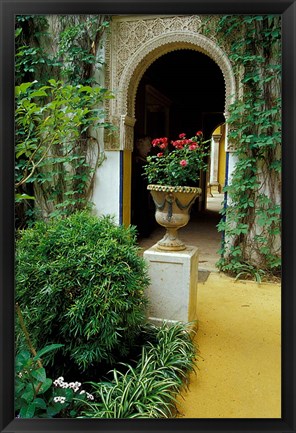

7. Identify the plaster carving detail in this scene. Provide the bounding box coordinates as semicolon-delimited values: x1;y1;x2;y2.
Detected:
105;15;236;151
120;115;136;151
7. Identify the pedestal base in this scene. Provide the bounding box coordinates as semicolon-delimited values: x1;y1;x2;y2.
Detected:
143;245;199;326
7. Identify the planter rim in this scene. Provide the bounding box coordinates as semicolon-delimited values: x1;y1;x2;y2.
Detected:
147;184;202;194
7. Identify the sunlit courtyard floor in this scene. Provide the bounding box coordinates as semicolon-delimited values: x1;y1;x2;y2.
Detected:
176;272;281;418
138;192;281;418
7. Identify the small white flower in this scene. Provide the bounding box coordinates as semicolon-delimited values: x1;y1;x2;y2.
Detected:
86;393;94;400
79;390;86;395
54;377;65;387
54;396;66;404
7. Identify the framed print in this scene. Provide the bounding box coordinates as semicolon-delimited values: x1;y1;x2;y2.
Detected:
1;0;295;432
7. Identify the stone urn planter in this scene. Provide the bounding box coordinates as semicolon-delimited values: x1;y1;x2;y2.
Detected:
147;184;202;251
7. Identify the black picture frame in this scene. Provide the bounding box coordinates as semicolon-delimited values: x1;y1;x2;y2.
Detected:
1;1;295;432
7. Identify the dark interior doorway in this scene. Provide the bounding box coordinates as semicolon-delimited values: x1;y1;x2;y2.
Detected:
131;49;225;238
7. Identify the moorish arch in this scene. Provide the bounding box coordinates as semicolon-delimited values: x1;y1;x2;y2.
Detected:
104;15;236;152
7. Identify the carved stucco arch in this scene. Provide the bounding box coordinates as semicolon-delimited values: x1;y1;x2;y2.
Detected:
124;32;234;115
111;31;235;151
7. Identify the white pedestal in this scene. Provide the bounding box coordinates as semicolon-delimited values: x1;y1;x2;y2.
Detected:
143;245;199;326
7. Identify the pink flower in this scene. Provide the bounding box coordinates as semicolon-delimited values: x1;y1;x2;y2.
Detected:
189;143;197;150
179;133;186;139
180;159;188;167
171;140;184;149
157;152;163;157
152;137;168;149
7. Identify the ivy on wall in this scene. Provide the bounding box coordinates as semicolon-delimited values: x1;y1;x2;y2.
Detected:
15;15;114;227
212;15;281;278
15;15;282;278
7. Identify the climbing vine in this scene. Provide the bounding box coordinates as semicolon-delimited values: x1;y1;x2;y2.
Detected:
15;15;114;227
214;15;281;278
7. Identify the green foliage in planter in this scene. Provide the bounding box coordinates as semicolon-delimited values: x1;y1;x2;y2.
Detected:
16;211;149;371
82;322;197;418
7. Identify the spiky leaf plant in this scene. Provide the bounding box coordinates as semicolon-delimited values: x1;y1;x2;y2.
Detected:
16;211;149;371
81;322;197;418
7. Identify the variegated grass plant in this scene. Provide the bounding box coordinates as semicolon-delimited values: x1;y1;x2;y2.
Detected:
80;322;198;418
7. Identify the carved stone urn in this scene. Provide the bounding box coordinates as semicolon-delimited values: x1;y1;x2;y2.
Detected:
147;184;202;251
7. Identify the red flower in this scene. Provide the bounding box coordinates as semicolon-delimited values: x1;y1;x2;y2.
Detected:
196;130;203;136
152;137;168;149
171;140;184;149
189;143;197;150
179;133;186;139
180;159;188;167
157;152;163;157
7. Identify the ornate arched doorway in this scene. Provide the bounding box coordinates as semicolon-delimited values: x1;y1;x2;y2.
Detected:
98;15;236;225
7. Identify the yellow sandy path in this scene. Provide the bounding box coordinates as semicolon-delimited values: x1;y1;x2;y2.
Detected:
177;272;281;418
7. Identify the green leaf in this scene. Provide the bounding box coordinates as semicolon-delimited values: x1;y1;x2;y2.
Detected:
34;343;64;360
38;378;52;394
15;28;23;38
46;405;62;417
19;402;36;418
15;350;31;370
21;385;35;404
15;193;36;201
30;90;48;98
15;82;33;96
31;367;46;383
33;398;47;409
15;377;26;393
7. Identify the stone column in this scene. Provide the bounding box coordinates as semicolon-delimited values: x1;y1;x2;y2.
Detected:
209;133;222;193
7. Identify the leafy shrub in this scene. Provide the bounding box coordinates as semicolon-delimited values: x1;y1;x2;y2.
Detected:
15;345;94;418
82;322;197;418
16;211;149;371
15;344;64;418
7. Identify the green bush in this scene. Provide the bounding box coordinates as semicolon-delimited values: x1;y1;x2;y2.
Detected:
16;211;149;371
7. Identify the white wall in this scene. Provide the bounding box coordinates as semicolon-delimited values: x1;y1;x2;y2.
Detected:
92;151;121;224
227;152;238;188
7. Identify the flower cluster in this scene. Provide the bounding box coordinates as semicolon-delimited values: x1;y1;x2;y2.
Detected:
53;396;66;404
53;376;94;402
144;131;209;187
151;137;168;149
53;377;81;392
